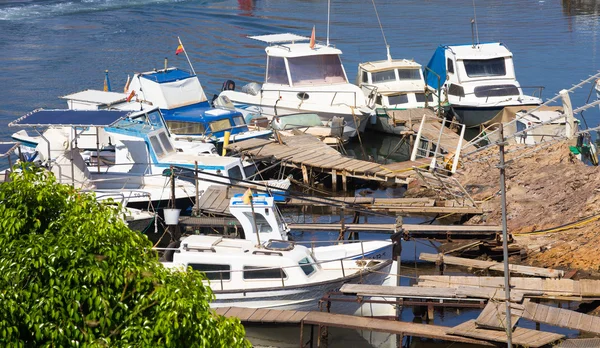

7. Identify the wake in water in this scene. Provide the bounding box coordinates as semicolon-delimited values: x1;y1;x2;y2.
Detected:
0;0;188;21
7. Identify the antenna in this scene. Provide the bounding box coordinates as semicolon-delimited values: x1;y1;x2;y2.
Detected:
326;0;330;46
371;0;391;61
472;0;480;46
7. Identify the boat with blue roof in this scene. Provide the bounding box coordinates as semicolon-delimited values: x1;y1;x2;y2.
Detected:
126;66;272;144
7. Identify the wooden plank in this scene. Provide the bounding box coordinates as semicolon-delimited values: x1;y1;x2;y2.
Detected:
214;307;230;316
447;320;563;347
247;308;272;322
233;307;258;321
224;307;250;320
274;310;298;323
288;311;310;323
339;284;458;298
260;309;285;323
419;253;564;278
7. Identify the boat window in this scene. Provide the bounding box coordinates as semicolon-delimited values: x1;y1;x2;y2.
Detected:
158;132;175;154
398;69;421;80
415;93;434;103
232;116;246;127
474;84;519;97
243;266;287;279
166;121;206;135
448;84;465;97
447;58;454;74
147;110;164;128
149;135;164;158
298;257;316;276
372;70;396;83
242;212;272;233
267;56;289;85
362;71;369;84
227;166;243;182
209;119;232;133
288;54;347;86
387;94;409;105
188;263;231;280
464;58;506;77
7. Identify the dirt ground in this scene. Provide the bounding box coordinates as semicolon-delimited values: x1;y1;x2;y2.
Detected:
407;140;600;273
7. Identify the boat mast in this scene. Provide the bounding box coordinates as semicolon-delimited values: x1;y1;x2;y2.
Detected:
371;0;391;61
326;0;330;46
471;0;480;47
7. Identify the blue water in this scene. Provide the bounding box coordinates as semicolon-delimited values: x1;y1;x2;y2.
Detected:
0;0;597;345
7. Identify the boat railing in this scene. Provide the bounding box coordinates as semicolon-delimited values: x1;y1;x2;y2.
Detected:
261;88;363;108
157;242;386;290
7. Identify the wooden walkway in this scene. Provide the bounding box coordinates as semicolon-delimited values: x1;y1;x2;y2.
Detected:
447;319;563;347
214;306;494;346
419;253;565;278
522;301;600;335
225;134;428;187
417;276;600;299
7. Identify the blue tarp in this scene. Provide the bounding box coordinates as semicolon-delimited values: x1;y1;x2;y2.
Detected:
9;109;131;127
140;68;194;84
425;45;447;90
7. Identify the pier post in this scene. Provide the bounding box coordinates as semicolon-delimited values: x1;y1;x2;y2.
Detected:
331;169;337;192
302;165;309;184
342;170;347;192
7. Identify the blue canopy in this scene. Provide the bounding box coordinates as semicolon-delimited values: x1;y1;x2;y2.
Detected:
161;102;242;122
140;68;194;84
9;109;131;127
425;45;447;90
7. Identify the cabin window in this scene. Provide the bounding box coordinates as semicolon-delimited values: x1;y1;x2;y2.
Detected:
447;84;465;97
267;56;289;85
371;70;396;83
415;93;434;103
209;119;232;133
188;263;231;280
387;94;409;105
243;266;287;279
232;116;246;127
464;58;506;77
227;166;243;182
447;58;454;74
166;120;206;135
474;84;519;97
158;132;174;154
298;257;316;276
242;212;272;233
149;135;164;158
398;69;421;80
288;54;347;86
362;71;369;84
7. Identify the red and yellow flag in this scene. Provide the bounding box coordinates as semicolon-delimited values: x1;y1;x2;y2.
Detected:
175;44;184;55
309;26;315;49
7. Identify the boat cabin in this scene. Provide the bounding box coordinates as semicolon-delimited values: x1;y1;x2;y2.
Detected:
164;235;321;289
357;58;432;109
253;33;349;87
426;43;520;99
126;67;253;140
229;193;289;243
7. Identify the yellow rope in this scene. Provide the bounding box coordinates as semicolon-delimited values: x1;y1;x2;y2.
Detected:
513;213;600;236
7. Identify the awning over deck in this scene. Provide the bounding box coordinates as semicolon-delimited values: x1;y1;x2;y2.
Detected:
8;109;132;128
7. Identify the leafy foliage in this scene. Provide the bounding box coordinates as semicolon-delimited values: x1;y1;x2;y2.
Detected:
0;164;249;347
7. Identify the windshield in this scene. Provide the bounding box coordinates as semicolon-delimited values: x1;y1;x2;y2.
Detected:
463;58;506;77
288;54;347;86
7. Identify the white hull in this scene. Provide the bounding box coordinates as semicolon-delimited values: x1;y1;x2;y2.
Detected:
211;260;392;313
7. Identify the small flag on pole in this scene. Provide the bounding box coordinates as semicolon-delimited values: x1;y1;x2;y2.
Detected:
126;90;136;102
175;44;184;55
309;25;315;49
242;188;253;205
103;70;111;92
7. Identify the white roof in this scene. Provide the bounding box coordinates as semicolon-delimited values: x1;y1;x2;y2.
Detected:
447;43;512;60
359;59;422;73
249;33;309;44
266;43;342;58
61;89;127;106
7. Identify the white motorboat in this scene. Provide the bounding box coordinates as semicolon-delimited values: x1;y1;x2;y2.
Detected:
161;235;392;311
269;113;356;144
217;33;373;132
425;43;542;127
357;54;438;135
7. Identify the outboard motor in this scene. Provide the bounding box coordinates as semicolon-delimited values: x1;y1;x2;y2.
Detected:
222;79;236;91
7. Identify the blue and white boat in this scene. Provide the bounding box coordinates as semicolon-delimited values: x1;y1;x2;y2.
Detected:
126;67;272;144
425;43;542;127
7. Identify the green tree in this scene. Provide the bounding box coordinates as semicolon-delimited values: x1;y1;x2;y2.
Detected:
0;164;250;347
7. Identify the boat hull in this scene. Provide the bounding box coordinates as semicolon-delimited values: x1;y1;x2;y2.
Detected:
452;103;543;128
210;260;392;313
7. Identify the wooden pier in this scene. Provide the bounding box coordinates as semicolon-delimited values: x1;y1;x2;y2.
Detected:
214;306;495;346
225;134;429;188
447;319;563;347
419;252;565;278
